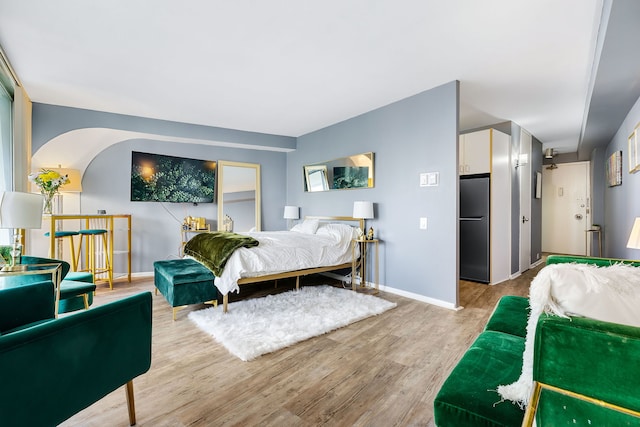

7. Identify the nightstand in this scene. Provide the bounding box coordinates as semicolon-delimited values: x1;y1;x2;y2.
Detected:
180;224;211;256
351;238;379;294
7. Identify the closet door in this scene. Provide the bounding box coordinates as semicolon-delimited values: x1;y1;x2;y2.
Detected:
519;130;532;273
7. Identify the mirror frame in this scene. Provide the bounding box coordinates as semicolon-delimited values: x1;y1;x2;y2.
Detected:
217;160;261;232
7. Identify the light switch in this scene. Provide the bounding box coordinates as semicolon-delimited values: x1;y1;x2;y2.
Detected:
420;172;439;187
420;217;427;229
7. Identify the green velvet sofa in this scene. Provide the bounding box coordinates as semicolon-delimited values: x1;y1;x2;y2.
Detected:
0;279;153;426
434;255;640;427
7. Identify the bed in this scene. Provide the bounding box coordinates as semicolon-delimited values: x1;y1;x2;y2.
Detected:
185;216;363;312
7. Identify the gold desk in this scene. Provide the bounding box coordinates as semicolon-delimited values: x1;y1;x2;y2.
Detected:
44;214;132;282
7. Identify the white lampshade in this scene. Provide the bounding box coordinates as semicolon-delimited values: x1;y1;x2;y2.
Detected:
0;191;44;229
283;205;299;220
627;218;640;249
353;201;374;219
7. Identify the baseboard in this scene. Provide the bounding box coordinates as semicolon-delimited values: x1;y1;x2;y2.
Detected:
379;284;463;311
322;272;462;310
530;259;544;269
131;271;153;278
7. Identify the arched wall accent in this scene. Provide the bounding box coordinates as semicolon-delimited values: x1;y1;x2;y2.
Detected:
31;127;294;176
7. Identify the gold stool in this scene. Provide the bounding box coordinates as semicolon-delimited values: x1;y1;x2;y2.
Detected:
76;229;113;289
44;230;79;270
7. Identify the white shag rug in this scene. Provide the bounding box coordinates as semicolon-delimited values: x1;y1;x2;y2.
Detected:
188;285;397;361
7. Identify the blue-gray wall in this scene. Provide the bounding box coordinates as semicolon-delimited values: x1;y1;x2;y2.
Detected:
530;136;543;263
287;81;460;307
32;104;289;273
605;93;640;258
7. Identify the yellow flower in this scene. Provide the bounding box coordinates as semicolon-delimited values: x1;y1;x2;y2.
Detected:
40;170;61;183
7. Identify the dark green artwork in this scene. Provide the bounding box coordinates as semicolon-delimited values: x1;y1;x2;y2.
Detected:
130;151;216;203
333;166;369;189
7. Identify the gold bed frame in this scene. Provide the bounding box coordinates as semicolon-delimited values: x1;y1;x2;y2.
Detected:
221;216;365;312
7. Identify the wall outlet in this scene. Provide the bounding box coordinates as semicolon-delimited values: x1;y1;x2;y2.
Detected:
420;217;428;229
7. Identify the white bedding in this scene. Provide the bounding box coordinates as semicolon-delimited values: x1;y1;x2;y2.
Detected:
214;223;359;296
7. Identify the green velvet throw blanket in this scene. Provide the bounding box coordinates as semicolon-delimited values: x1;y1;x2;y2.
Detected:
183;231;259;276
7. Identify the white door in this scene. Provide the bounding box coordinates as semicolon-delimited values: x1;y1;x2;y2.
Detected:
519;130;532;272
542;162;590;255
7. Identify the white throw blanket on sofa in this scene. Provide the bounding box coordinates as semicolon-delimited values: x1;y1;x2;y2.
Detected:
497;262;640;408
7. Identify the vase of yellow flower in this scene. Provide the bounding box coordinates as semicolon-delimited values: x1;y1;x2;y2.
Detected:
28;169;70;214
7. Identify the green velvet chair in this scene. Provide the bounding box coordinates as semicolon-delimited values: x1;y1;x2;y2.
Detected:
0;280;153;425
18;255;96;314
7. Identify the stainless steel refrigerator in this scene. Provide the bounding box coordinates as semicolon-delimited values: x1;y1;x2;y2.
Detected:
459;174;490;283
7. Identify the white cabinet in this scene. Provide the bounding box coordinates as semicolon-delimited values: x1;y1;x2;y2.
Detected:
459;129;491;175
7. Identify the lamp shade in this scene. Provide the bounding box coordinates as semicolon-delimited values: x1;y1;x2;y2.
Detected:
283;205;299;220
0;192;44;229
627;218;640;249
353;201;374;219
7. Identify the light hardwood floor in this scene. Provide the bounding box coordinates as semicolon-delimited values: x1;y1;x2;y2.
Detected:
60;265;541;427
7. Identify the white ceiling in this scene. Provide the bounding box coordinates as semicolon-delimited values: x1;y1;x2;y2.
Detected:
0;0;618;155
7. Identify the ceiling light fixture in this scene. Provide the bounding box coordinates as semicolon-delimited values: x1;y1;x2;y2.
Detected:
544;148;554;159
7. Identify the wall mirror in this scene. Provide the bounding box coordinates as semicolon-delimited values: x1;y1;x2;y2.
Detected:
217;160;261;232
303;152;374;192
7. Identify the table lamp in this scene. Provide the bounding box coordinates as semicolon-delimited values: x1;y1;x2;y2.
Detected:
353;201;374;239
283;205;299;230
0;191;44;271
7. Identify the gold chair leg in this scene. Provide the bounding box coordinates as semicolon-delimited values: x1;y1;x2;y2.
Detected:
125;380;136;426
101;233;113;289
88;235;96;285
83;294;89;310
69;236;77;271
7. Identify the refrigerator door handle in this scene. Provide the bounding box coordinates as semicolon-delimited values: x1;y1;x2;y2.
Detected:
460;217;484;221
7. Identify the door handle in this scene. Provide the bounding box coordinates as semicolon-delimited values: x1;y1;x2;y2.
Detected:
575;214;583;220
522;216;529;223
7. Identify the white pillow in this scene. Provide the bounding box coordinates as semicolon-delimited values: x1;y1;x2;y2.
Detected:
290;219;319;234
316;223;357;242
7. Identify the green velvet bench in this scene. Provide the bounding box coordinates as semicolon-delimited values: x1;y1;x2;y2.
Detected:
153;258;218;320
434;255;640;427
